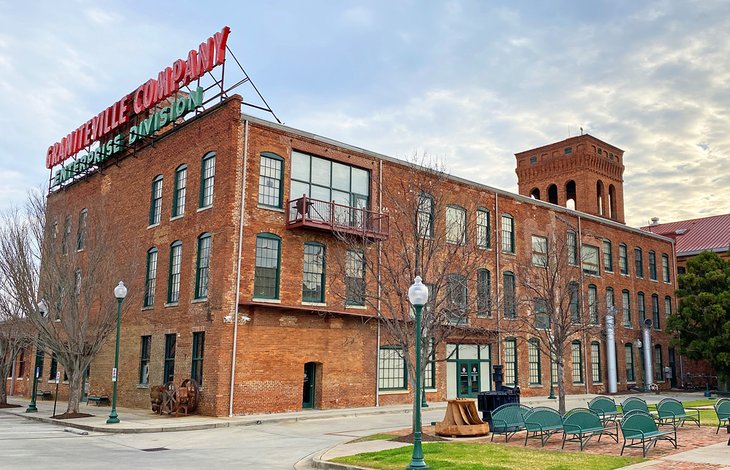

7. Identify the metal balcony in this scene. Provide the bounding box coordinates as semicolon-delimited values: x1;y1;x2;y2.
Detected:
286;196;389;241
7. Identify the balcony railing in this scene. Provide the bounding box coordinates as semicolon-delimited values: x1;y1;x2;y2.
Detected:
286;196;389;241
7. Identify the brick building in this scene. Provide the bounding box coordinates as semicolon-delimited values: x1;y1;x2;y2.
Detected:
9;95;682;416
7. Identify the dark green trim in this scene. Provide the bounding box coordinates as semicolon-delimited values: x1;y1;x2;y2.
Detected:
619;243;629;274
167;240;182;303
302;242;325;303
254;233;281;299
191;332;205;386
528;339;541;385
163;333;176;384
417;192;435;238
591;341;602;384
504;337;518;386
149;175;163;225
199;152;216;208
571;340;583;384
501;214;515;253
259;152;284;209
139;335;151;384
477;208;490;248
195;233;211;299
378;346;407;391
143;247;158;307
172;164;187;217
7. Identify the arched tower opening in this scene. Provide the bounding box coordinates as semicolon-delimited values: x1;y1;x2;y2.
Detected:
608;184;617;220
596;180;605;216
548;184;558;204
565;180;576;210
530;188;540;200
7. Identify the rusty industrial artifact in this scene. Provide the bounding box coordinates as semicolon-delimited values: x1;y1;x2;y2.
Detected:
435;399;490;437
150;379;200;416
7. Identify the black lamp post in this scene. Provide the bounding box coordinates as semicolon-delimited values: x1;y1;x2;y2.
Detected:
407;276;429;470
107;281;127;424
26;300;48;413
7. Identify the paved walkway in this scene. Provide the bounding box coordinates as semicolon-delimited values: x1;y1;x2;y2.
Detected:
4;391;728;469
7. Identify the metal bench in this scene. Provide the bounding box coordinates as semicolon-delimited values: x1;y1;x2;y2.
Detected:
87;395;110;406
621;397;658;419
36;390;53;400
714;398;730;434
490;403;530;442
588;395;622;424
620;410;677;457
562;407;618;450
656;398;700;429
523;406;563;446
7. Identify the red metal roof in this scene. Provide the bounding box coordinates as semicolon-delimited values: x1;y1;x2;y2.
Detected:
641;213;730;256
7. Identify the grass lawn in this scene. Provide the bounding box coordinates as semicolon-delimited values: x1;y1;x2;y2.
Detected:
332;442;643;470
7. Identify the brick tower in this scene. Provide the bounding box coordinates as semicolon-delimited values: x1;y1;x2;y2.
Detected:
515;134;625;223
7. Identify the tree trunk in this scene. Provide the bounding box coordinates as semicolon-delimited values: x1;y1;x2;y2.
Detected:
66;368;82;415
0;375;7;406
557;361;566;415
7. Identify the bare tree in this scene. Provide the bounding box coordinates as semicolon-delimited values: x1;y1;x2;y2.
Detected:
0;286;33;406
327;156;496;419
512;216;600;414
0;190;136;416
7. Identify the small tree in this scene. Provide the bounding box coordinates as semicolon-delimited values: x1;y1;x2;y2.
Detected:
0;190;136;416
0;289;33;406
330;156;495;424
668;250;730;389
512;221;599;414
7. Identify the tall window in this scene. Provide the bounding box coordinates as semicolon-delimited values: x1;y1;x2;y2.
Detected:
534;298;549;329
378;347;406;390
662;254;670;283
49;353;58;381
476;269;491;317
649;251;657;281
582;244;600;275
345;250;365;306
417;193;434;238
424;340;436;389
172;164;187;217
501;214;515;253
654;345;663;382
446;206;466;244
254;234;281;299
302;242;325;303
446;274;467;324
569;282;580;323
603;240;613;272
635;247;643;278
665;296;673;317
588;284;598;324
191;332;205;386
139;336;151;385
606;287;615;310
200;152;216;208
637;292;646;323
531;235;547;266
571;341;583;383
528;339;541;385
504;338;517;386
622;289;631;327
290;150;370;214
591;342;602;384
652;294;660;329
167;241;182;303
503;271;516;319
625;343;635;382
258;153;283;208
76;208;87;250
619;243;628;275
62;216;71;255
163;333;176;383
195;233;211;299
476;209;490;249
35;349;45;381
567;231;578;265
144;248;158;307
149;175;163;225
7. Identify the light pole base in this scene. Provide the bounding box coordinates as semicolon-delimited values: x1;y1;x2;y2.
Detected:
25;404;38;413
106;413;120;424
406;461;430;469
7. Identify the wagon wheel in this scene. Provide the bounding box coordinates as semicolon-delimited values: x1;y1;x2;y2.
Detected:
162;381;178;414
180;379;200;413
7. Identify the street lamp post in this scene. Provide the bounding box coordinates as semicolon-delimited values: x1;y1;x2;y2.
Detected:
407;276;429;470
26;300;48;413
107;281;127;424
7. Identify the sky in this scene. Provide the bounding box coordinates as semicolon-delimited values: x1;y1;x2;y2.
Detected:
1;0;728;227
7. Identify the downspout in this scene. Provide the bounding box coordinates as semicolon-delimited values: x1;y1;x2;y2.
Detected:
672;241;684;387
376;158;383;407
229;119;249;417
577;215;589;394
495;192;501;367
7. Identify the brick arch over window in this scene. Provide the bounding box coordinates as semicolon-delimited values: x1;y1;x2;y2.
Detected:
548;184;558;204
596;180;605;216
565;180;576;210
530;187;540;200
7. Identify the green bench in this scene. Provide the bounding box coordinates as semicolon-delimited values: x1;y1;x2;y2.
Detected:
621;396;658;419
620;410;677;457
523;406;563;446
656;398;700;429
588;396;622;424
562;408;618;450
490;403;530;442
87;395;110;406
36;390;53;400
714;398;730;434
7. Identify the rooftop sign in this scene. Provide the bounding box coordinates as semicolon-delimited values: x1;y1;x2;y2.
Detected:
46;26;231;170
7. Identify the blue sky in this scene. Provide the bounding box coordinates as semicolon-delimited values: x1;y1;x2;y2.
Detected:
1;0;728;227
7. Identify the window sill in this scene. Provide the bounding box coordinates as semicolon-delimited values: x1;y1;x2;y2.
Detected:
649;279;658;283
170;215;184;221
605;270;614;274
191;298;208;304
136;384;150;389
147;223;160;230
141;306;154;311
48;380;58;384
257;205;285;213
501;251;516;256
197;205;213;213
164;302;179;308
529;384;543;388
345;304;367;309
302;301;326;306
252;298;281;304
378;389;409;395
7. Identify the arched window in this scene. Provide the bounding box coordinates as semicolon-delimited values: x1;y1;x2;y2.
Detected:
588;284;598;324
195;233;212;299
476;209;490;249
571;341;583;383
173;164;187;217
625;343;635;382
608;184;617;219
648;250;657;280
565;180;576;210
200;152;216;208
149;175;163;225
622;289;631;327
168;241;182;303
591;342;602;384
144;247;158;307
528;339;541;385
637;292;646;323
501;214;515;253
596;180;604;215
569;281;580;322
476;268;491;317
446;205;466;244
417;193;434;238
530;188;540;200
258;152;284;208
651;294;660;329
548;184;558;204
503;271;516;319
254;233;281;299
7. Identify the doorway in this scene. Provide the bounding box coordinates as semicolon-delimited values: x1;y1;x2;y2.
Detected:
303;362;316;409
457;361;480;398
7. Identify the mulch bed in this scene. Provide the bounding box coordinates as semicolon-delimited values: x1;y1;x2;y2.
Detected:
51;412;94;419
0;403;22;408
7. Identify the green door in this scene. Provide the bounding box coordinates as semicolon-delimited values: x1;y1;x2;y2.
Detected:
303;362;316;409
457;361;480;398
